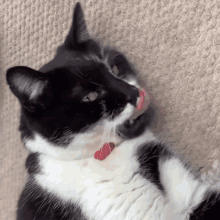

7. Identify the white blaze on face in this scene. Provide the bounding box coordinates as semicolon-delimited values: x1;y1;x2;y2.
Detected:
107;103;134;127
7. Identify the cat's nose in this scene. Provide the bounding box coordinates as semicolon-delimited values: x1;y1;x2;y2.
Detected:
127;86;139;106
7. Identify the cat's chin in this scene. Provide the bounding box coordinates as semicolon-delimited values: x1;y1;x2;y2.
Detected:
117;106;154;140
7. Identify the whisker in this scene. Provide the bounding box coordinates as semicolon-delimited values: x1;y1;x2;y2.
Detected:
101;123;108;144
113;125;117;138
90;80;105;87
76;68;85;79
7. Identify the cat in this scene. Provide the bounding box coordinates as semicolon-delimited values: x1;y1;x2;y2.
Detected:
6;2;220;220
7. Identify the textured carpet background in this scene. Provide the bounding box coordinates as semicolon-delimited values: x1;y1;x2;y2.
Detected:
1;0;220;219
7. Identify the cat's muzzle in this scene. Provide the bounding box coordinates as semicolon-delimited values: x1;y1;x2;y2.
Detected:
117;87;154;139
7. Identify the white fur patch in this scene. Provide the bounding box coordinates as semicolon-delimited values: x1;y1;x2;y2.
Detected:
125;78;139;89
28;125;211;220
35;129;173;220
107;103;134;127
159;158;208;215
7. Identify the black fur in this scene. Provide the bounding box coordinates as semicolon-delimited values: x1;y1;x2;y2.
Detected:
19;112;34;141
190;191;220;220
136;142;171;191
6;3;140;147
17;180;87;220
25;153;40;174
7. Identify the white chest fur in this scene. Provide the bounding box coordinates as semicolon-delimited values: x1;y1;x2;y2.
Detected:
34;131;184;220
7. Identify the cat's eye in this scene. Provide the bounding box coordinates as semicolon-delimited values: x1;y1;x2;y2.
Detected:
112;65;119;76
82;91;98;102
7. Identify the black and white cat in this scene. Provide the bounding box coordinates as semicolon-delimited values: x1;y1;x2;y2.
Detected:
6;3;220;220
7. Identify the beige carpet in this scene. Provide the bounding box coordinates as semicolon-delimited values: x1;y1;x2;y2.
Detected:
1;0;220;219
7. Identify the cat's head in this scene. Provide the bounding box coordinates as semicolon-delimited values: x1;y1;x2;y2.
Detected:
6;3;152;159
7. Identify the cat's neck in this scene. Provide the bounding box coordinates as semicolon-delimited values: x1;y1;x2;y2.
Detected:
24;132;123;161
24;129;156;161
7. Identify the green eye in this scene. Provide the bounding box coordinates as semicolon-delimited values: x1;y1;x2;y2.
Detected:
82;91;98;102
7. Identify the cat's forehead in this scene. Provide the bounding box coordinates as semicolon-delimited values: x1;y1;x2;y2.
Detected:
38;38;138;93
39;44;112;75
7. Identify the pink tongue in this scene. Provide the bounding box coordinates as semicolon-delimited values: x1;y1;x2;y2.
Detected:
94;142;115;160
137;89;147;110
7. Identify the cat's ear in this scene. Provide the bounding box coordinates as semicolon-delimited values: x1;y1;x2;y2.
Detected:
6;66;49;111
64;2;90;49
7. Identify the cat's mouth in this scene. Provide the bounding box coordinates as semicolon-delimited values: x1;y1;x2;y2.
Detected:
116;88;153;139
